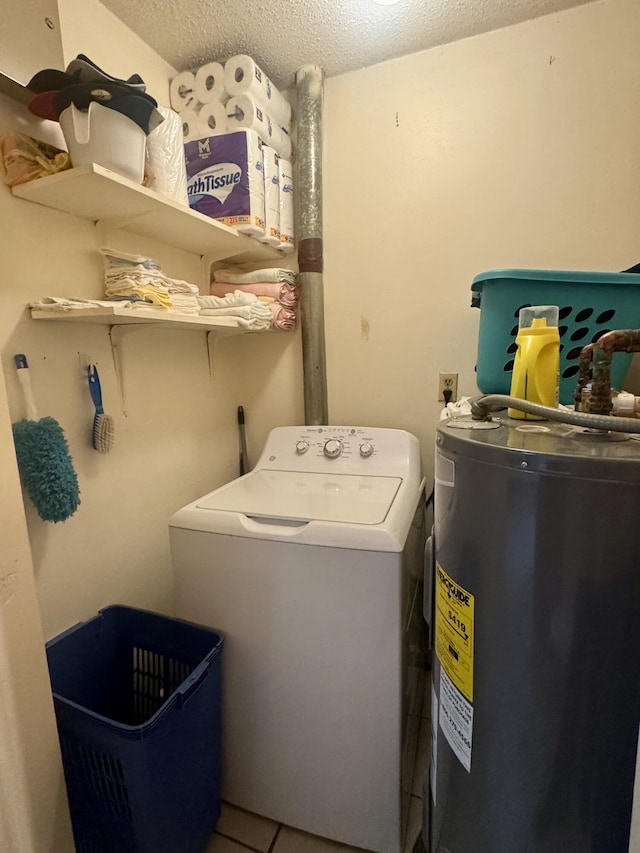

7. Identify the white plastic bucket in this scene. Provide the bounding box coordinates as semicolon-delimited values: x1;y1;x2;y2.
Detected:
60;102;146;183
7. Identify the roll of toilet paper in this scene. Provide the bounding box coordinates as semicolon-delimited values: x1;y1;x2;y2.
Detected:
226;95;292;160
170;71;197;112
197;101;227;136
261;145;281;247
195;62;226;104
278;158;294;252
224;55;292;130
145;106;189;206
179;108;202;141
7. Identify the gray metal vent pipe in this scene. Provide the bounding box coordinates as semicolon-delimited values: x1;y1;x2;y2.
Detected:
295;65;328;425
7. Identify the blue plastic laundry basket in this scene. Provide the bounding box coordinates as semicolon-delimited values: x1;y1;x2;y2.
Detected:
46;605;223;853
471;269;640;404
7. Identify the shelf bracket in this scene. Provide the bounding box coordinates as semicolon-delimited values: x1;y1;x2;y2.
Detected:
109;326;128;416
109;324;163;415
95;209;158;246
201;253;215;294
207;331;218;381
98;210;157;230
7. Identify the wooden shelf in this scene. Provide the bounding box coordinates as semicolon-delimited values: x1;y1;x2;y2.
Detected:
29;305;254;335
12;163;285;264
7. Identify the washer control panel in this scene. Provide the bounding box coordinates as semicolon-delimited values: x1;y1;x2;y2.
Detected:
293;427;377;462
255;426;419;478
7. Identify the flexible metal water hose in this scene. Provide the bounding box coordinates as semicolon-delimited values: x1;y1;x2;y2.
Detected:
470;394;640;433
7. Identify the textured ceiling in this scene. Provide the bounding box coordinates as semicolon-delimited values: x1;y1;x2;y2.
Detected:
99;0;597;88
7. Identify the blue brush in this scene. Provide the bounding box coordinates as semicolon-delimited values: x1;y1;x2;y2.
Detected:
88;364;114;453
12;354;80;523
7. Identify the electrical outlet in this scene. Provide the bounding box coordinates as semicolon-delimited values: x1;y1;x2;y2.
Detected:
438;372;458;402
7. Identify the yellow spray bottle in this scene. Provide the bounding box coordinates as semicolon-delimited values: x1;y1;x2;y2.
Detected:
508;305;560;420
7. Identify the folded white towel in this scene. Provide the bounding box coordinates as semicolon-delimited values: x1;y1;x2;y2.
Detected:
199;308;271;330
168;293;200;315
199;305;271;321
171;293;200;304
212;268;297;285
159;276;199;294
197;291;261;310
235;316;272;330
198;287;272;329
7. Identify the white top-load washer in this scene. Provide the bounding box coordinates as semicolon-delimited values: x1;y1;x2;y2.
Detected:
170;426;426;853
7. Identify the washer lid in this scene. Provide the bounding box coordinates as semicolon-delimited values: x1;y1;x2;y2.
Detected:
195;470;402;524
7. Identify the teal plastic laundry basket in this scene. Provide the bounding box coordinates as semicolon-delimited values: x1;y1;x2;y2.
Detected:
471;269;640;404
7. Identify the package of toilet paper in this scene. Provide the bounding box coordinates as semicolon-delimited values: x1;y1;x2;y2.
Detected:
184;129;265;237
278;158;295;252
260;145;280;247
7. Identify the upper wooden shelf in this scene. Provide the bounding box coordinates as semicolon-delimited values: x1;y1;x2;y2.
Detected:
12;163;285;264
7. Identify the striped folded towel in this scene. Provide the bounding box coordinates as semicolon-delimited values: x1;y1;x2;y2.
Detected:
101;248;200;295
105;283;172;308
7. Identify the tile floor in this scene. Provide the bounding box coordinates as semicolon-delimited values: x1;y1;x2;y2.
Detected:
205;671;431;853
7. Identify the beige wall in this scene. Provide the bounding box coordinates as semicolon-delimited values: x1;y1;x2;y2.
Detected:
57;0;175;106
324;0;640;484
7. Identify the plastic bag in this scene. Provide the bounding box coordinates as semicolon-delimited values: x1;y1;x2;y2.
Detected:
0;132;71;187
143;105;189;205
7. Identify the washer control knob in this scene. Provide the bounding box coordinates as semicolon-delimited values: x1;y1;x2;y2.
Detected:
323;438;343;459
359;442;374;458
295;440;309;454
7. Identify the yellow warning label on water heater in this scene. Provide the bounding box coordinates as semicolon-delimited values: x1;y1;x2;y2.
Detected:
435;562;474;702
